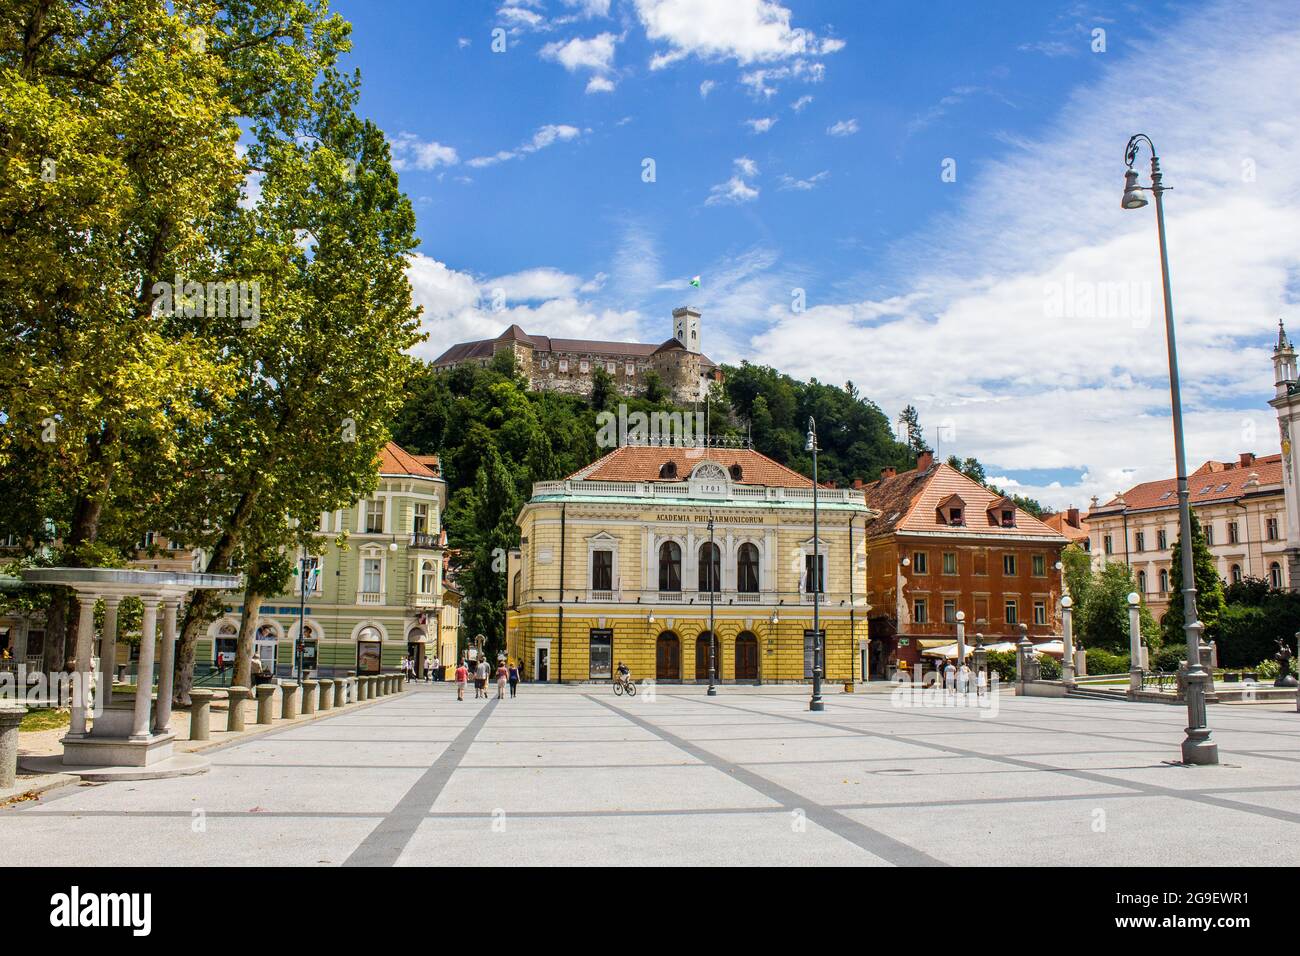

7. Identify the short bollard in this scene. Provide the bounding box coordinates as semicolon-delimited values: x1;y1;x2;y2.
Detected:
0;705;27;790
379;675;390;696
355;676;367;701
301;679;319;715
371;675;382;698
189;689;214;740
255;684;277;724
318;679;334;711
226;686;251;732
281;682;300;719
333;678;346;708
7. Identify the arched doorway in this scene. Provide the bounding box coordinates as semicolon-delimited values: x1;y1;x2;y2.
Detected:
656;630;680;680
695;631;718;682
735;631;758;682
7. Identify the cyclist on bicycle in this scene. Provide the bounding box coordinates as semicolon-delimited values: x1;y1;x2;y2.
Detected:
616;661;631;687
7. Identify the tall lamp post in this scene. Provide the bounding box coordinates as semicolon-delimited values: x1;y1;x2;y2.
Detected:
707;512;718;696
807;417;824;712
1121;133;1217;765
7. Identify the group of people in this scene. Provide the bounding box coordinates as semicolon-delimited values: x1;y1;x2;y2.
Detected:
931;658;988;697
400;655;443;682
453;657;522;700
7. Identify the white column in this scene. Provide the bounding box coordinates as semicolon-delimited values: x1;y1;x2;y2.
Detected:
69;594;97;736
1127;592;1143;694
1060;596;1075;682
153;599;180;735
98;597;120;708
132;599;159;738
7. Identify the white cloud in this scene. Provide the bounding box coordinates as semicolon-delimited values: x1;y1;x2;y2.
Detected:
699;79;716;98
745;116;777;133
736;2;1300;510
467;124;582;168
561;0;611;16
407;254;643;363
388;132;460;171
541;32;619;72
790;94;813;112
586;75;616;93
706;157;760;205
778;170;828;190
635;0;844;65
826;118;859;136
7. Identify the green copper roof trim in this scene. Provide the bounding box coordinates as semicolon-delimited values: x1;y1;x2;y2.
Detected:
528;493;871;512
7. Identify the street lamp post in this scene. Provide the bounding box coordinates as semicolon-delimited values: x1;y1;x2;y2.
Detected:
1127;591;1143;694
955;610;966;667
707;513;717;696
1121;133;1218;765
1060;595;1075;683
807;417;824;712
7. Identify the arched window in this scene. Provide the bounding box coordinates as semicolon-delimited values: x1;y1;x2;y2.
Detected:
1159;568;1169;594
1231;564;1242;585
659;461;678;479
659;541;682;592
737;543;760;593
698;542;720;592
729;464;743;481
420;560;435;595
1271;561;1283;589
1137;570;1147;594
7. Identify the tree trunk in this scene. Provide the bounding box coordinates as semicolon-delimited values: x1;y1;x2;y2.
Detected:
233;582;262;689
42;588;67;674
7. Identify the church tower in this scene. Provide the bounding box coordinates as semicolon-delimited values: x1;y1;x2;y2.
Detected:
1268;318;1300;588
672;306;701;353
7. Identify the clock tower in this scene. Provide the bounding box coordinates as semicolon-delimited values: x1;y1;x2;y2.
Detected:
1267;319;1300;588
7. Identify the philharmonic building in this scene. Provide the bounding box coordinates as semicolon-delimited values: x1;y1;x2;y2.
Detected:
505;443;878;683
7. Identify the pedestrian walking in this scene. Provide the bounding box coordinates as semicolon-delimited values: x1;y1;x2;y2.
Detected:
432;655;441;681
976;667;988;699
496;661;508;699
958;661;971;696
943;660;956;698
455;660;468;701
475;658;489;699
508;661;519;698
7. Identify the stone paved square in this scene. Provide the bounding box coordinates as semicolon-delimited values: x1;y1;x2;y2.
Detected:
5;683;1300;867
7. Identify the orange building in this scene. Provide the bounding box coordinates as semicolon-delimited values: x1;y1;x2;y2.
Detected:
860;453;1069;677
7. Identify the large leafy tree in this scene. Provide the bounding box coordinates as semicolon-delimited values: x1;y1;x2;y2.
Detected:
1161;510;1226;647
1076;561;1160;655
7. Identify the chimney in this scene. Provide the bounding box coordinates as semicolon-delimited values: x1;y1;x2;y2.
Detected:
1239;452;1255;468
1067;506;1080;528
916;451;934;472
880;466;897;480
826;479;837;489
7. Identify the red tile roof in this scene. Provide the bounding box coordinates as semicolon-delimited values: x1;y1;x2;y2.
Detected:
1091;455;1282;514
862;463;1065;538
1041;511;1090;542
379;442;439;479
569;445;814;488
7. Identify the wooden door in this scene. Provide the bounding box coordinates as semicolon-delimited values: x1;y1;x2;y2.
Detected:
656;632;680;680
695;633;715;681
735;632;758;681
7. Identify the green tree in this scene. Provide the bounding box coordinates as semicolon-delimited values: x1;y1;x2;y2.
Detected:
1162;510;1226;647
1060;543;1093;609
899;405;930;457
1077;562;1159;654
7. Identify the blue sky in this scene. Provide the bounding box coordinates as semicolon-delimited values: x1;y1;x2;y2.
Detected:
330;0;1300;510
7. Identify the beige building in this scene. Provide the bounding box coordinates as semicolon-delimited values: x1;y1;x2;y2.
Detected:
431;306;721;405
1085;452;1287;620
505;444;877;684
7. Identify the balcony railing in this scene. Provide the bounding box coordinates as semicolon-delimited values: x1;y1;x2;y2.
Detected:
358;591;384;605
410;531;440;549
531;478;867;506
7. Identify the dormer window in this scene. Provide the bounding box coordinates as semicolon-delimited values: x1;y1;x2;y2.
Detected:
659;461;678;480
936;494;966;526
729;464;743;481
987;496;1016;528
1001;510;1014;527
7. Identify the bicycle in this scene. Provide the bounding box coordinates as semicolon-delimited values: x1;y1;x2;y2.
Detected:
613;675;637;696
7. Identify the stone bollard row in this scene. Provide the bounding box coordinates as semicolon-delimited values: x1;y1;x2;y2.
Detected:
281;681;300;719
301;679;319;715
189;689;214;741
226;686;250;732
0;704;27;790
255;684;276;724
318;679;334;711
333;678;346;708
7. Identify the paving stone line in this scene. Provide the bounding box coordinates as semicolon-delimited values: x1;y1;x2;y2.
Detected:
342;698;497;867
586;694;945;867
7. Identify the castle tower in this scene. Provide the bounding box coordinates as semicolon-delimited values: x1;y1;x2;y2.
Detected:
1268;318;1300;588
672;306;701;353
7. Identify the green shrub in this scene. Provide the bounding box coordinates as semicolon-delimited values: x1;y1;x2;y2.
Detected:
1152;645;1185;673
983;650;1018;683
1085;647;1129;675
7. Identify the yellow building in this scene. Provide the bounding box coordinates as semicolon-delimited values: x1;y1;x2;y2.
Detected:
506;444;877;684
